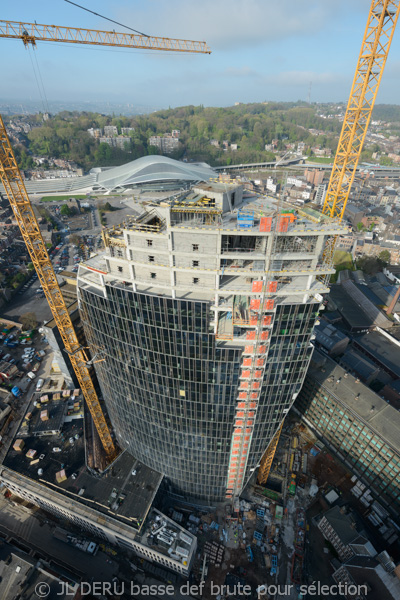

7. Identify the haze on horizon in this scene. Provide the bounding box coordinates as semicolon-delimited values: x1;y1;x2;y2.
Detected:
2;0;400;109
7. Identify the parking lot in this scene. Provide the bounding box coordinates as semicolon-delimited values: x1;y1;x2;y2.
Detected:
0;331;53;451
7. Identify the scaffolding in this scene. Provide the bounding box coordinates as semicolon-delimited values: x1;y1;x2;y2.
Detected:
275;235;318;255
225;195;284;499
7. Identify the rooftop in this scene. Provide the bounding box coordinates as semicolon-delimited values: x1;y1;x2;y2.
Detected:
138;508;196;569
340;348;379;381
308;350;400;453
343;558;400;600
353;330;400;379
0;543;35;600
314;322;349;351
329;285;381;330
321;505;359;545
103;192;346;237
3;388;163;530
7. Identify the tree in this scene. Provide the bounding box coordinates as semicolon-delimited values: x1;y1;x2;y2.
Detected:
356;222;364;231
378;250;390;264
356;256;382;275
69;234;81;246
20;312;38;330
27;262;34;271
60;204;72;217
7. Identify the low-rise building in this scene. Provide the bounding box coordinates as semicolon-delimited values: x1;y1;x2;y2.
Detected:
333;554;400;600
318;505;376;561
0;388;196;575
0;539;80;600
314;322;350;356
294;351;400;518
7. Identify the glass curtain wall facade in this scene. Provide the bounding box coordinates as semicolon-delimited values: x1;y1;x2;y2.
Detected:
79;286;241;501
79;286;316;502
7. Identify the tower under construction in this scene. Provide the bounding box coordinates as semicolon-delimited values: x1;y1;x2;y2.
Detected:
77;182;346;502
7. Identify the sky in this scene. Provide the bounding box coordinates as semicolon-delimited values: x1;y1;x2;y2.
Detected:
2;0;400;110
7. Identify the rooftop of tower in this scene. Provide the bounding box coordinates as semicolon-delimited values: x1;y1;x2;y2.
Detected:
76;183;348;305
100;182;348;238
2;387;163;532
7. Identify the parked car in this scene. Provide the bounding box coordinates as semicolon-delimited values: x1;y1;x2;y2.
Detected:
36;378;44;391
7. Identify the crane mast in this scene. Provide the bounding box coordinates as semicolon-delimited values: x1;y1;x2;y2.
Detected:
0;116;117;457
0;21;210;461
322;1;400;223
258;0;400;487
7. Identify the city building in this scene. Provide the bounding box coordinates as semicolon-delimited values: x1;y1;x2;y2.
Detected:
148;134;180;154
99;136;130;150
352;329;400;381
87;128;102;138
0;539;80;600
344;204;365;228
42;300;86;388
380;189;398;206
318;505;376;561
314;321;350;356
336;234;355;251
315;183;327;206
294;351;400;518
305;168;325;187
265;177;280;194
332;552;400;600
103;125;118;137
76;184;346;502
0;387;197;576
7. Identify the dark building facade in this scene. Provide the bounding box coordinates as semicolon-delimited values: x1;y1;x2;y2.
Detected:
294;352;400;519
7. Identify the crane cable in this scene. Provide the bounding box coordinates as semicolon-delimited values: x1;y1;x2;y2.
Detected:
32;49;50;114
27;45;49;114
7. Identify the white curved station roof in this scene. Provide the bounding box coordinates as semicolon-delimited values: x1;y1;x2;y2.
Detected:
5;156;216;195
95;156;216;190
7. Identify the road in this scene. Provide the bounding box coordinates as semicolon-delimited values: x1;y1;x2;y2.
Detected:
1;241;80;325
1;278;53;324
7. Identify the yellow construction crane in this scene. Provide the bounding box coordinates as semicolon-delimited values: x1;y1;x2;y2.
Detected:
0;21;210;462
258;0;400;486
322;1;400;223
0;20;211;53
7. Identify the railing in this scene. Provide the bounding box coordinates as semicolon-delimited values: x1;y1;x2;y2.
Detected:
129;222;164;232
215;333;233;340
221;248;261;254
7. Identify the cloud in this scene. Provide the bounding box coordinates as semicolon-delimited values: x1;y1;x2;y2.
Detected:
118;0;365;50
